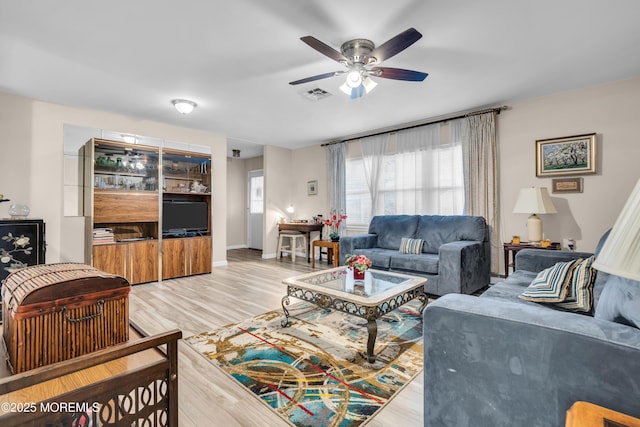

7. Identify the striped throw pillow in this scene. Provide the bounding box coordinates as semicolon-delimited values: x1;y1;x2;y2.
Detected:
519;258;581;303
555;256;597;312
399;237;424;254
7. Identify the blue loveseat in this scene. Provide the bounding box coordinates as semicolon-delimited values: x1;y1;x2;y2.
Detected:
423;231;640;426
339;215;491;296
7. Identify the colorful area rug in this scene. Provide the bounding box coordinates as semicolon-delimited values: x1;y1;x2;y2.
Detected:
184;300;424;427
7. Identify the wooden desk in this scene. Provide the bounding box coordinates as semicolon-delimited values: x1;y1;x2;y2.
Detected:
503;241;561;278
311;240;340;268
278;223;323;262
566;401;640;427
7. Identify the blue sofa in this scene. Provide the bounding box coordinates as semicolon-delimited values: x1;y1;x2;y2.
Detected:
423;231;640;426
339;215;491;296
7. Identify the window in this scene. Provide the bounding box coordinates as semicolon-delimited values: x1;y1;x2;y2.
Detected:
249;175;264;214
346;135;464;227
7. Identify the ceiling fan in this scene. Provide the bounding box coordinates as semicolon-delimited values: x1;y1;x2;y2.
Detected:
289;28;428;99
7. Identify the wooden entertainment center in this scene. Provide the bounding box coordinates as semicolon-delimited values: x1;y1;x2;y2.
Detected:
83;138;212;284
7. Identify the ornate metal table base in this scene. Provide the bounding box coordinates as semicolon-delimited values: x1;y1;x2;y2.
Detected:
281;285;428;363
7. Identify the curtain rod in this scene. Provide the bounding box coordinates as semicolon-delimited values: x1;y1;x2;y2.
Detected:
321;105;509;146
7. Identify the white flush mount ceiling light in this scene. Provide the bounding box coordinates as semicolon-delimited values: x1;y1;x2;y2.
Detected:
171;99;197;115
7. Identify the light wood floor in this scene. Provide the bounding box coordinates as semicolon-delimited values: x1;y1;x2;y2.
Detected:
129;249;424;427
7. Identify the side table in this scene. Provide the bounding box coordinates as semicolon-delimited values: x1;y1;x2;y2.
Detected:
566;401;640;427
311;240;340;268
503;241;560;278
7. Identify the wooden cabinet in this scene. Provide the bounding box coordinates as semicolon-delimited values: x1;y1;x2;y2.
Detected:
162;236;211;279
84;138;212;284
84;139;160;285
130;240;159;284
93;240;158;284
160;149;212;280
93;191;158;223
189;236;212;275
161;238;187;279
92;243;126;278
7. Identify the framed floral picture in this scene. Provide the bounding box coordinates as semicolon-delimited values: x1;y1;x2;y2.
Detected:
536;133;596;177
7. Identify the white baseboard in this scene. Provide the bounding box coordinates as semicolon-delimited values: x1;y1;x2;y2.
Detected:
267;251;308;260
212;260;228;267
227;244;248;250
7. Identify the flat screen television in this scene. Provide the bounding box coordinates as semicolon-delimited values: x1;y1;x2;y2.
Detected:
162;201;209;235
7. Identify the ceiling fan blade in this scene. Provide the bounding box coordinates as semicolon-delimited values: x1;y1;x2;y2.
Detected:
372;67;428;81
364;28;423;64
289;71;340;85
301;36;349;64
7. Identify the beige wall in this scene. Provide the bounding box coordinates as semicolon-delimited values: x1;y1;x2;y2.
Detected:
0;93;33;219
500;77;640;254
226;146;326;254
226;156;263;248
291;145;328;225
263;145;292;258
0;92;228;266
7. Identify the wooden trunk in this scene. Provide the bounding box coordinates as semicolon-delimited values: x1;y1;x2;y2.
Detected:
1;263;130;374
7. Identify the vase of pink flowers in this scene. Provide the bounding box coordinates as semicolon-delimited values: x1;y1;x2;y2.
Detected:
324;209;347;241
345;254;372;281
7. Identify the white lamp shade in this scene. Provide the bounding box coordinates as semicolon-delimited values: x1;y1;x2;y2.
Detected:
362;77;378;93
513;187;557;242
592;177;640;281
345;70;362;88
512;187;557;214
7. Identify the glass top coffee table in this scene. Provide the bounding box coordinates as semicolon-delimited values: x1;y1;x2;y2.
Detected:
282;267;427;363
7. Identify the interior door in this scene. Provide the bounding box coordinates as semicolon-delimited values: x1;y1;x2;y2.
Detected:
248;169;264;250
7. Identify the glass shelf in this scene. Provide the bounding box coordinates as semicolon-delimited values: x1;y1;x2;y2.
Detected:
93;141;159;191
162;151;211;194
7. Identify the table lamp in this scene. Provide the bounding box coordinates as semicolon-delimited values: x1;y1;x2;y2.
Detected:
512;187;557;242
592;177;640;281
286;204;295;222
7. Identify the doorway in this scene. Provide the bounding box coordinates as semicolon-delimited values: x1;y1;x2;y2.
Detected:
247;169;264;250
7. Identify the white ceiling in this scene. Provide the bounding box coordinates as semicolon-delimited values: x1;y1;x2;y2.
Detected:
2;1;640;158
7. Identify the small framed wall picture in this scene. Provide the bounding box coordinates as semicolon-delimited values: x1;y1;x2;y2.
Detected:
307;180;318;195
552;177;583;193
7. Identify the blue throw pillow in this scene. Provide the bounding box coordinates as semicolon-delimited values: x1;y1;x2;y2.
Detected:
594;275;640;329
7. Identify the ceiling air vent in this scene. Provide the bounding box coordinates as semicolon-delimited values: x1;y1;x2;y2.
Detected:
300;88;332;101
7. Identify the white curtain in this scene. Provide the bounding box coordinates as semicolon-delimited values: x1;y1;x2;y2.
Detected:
394;123;463;215
325;142;347;217
360;134;389;218
453;112;500;274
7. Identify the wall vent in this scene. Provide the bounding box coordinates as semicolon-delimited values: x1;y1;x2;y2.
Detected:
300;88;332;101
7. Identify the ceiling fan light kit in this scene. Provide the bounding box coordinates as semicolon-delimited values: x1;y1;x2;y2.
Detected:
290;28;428;100
171;99;197;115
